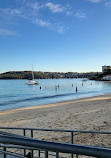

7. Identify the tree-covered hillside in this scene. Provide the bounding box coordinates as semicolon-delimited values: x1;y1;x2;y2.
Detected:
0;71;98;79
0;71;47;79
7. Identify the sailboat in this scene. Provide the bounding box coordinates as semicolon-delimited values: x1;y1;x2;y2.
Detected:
26;66;39;85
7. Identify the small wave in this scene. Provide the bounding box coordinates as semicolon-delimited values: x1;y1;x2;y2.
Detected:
0;92;74;107
0;90;98;107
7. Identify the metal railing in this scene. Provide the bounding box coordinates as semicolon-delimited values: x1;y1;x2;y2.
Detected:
0;127;111;158
0;134;111;158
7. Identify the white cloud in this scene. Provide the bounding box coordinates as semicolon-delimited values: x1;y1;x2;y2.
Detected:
0;1;86;34
33;19;65;33
74;11;86;19
26;2;42;10
45;2;64;13
9;9;22;15
0;2;68;34
45;2;72;16
87;0;102;3
34;19;51;27
105;2;111;7
0;8;23;19
0;28;16;36
55;26;64;34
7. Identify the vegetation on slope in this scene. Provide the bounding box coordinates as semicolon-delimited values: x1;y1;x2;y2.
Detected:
0;71;98;79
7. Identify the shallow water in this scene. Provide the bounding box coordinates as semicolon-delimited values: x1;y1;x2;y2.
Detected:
0;79;111;111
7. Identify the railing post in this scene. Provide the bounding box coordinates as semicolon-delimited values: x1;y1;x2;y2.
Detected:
71;132;78;158
44;150;48;158
71;132;74;158
71;131;74;144
76;154;78;158
23;129;26;157
3;147;6;158
56;151;59;158
31;130;34;158
38;150;41;157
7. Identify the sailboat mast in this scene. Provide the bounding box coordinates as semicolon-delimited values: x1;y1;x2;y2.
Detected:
32;64;34;80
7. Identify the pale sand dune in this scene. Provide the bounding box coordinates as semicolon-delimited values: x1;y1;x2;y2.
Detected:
0;94;111;146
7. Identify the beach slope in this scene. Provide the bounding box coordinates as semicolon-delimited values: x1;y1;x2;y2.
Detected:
0;94;111;130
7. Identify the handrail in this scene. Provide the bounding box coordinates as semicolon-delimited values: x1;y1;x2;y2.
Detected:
0;127;111;134
0;149;26;158
0;135;111;158
0;144;37;150
0;130;28;138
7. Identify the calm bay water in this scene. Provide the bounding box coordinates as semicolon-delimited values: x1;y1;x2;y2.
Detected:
0;79;111;111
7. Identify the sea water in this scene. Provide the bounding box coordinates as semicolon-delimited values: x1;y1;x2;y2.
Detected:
0;79;111;111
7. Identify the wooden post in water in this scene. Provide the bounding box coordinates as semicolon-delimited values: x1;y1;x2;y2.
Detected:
76;87;77;93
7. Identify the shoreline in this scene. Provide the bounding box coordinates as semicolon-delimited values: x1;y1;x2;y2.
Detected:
0;93;111;116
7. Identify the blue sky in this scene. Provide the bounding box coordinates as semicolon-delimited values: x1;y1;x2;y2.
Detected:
0;0;111;73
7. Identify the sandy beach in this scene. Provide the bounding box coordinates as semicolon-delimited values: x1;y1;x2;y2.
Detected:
0;94;111;146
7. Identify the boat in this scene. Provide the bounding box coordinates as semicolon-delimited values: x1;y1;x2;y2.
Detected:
26;80;39;85
26;66;39;85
